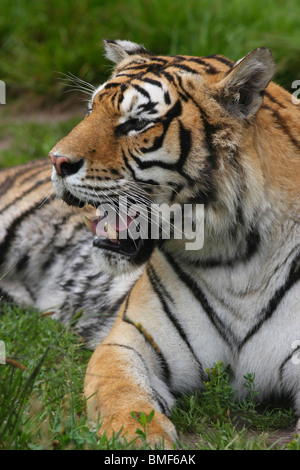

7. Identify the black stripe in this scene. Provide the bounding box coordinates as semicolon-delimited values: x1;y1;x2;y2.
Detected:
151;57;169;64
147;263;204;381
201;117;220;171
164;91;171;105
128;143;194;188
264;91;287;109
0;175;14;198
0;287;14;303
122;292;172;386
41;219;84;272
168;63;200;75
239;253;300;350
132;83;151;100
273;111;300;151
128;102;194;184
74;182;122;192
128;148;174;170
261;104;300;151
153;392;170;415
113;73;138;81
169;55;185;60
15;254;30;272
120;63;150;72
0;160;50;198
160;70;175;84
0;196;54;267
142;78;163;89
148;263;175;304
102;342;170;414
103;82;123;90
122;150;159;186
177;121;192;170
243;227;261;260
147;264;185;333
167;73;220;173
17;162;51;185
204;55;233;68
186;57;219;74
163;251;239;350
172;73;193;103
111;90;119;108
118;83;128;107
126;46;151;56
137;100;158;114
187;225;261;268
0;176;51;215
139;100;182;154
122;60;167;72
279;346;300;389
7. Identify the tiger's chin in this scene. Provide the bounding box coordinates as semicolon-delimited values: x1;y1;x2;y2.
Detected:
91;236;155;275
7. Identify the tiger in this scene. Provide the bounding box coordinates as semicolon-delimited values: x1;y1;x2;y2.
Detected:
1;39;300;448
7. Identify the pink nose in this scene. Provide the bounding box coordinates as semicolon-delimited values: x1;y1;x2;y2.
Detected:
49;153;70;176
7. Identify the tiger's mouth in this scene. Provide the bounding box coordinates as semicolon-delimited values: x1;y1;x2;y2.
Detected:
84;209;145;258
62;189;154;262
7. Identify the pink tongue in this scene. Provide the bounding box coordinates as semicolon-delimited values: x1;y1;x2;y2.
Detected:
92;214;134;238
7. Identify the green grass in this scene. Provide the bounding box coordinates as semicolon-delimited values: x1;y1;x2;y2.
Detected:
0;302;163;450
1;303;299;450
2;0;300;105
171;362;299;450
0;116;81;167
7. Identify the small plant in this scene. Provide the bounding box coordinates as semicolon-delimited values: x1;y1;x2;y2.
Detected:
131;409;166;449
287;434;300;450
201;361;237;422
171;361;237;434
131;410;155;440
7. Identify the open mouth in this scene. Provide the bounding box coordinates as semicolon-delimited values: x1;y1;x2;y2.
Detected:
84;209;145;258
62;188;155;262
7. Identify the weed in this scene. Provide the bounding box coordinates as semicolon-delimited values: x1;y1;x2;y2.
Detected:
172;362;297;450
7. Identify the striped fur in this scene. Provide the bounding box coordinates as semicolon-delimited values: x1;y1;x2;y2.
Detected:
0;160;139;347
1;40;300;446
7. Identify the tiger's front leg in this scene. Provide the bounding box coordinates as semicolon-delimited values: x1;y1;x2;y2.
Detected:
84;314;177;449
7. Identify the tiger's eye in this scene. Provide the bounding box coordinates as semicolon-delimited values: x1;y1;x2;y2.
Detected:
134;119;148;129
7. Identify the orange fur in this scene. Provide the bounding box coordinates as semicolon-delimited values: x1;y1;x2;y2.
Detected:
48;43;300;447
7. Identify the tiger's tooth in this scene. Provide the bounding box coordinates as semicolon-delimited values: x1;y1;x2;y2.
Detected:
83;216;93;232
106;223;119;240
95;208;102;217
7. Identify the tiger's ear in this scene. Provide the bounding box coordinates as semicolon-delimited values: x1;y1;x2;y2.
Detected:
103;39;151;64
217;48;276;118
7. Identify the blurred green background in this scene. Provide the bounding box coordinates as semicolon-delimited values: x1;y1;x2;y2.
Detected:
1;0;300;166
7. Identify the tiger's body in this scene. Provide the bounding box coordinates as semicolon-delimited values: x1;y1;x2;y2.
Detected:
0;160;137;346
1;40;300;447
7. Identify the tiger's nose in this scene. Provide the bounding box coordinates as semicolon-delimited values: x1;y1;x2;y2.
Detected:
49;153;84;177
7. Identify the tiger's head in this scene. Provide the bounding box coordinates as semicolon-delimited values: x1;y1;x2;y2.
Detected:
50;39;276;274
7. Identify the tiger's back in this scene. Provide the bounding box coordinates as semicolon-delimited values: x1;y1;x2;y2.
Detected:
0;160;137;346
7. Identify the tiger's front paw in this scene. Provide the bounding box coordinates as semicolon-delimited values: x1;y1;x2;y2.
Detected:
98;409;177;449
